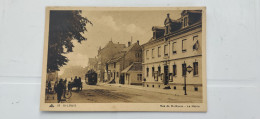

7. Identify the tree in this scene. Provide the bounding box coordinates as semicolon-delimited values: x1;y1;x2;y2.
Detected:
47;10;92;73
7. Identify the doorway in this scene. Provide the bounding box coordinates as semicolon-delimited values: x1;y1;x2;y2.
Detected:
164;65;169;85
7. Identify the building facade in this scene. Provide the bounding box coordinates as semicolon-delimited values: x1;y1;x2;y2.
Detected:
106;41;142;84
121;62;142;85
97;41;125;83
142;10;202;95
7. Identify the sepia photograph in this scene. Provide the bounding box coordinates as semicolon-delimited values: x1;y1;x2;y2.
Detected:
40;7;207;111
2;0;260;118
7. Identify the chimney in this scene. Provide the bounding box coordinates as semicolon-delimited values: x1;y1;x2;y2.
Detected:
128;41;131;47
137;40;139;45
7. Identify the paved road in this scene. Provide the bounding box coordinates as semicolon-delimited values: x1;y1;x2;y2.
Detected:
64;83;202;103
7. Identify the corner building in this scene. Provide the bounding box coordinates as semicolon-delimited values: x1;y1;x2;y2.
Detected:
142;10;203;95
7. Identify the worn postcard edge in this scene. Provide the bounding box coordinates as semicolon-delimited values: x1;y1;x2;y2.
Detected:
40;7;207;112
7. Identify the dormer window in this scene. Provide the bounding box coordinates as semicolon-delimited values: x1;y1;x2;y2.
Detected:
152;26;165;39
183;17;188;27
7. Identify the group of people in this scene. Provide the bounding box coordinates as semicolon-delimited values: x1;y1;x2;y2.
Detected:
71;76;82;89
46;76;83;103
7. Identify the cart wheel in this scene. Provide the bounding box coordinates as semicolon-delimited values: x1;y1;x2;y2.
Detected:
64;90;72;99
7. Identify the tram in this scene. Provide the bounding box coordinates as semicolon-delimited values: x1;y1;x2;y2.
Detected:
85;69;97;85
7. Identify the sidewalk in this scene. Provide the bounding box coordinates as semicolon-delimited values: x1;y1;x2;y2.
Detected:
98;83;202;97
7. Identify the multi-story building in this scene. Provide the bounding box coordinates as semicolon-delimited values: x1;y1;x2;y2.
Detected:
97;41;125;83
142;10;202;95
106;41;142;84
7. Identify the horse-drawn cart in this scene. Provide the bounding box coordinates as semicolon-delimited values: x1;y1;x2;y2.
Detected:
68;79;82;91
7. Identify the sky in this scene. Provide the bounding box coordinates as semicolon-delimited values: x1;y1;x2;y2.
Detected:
58;9;182;76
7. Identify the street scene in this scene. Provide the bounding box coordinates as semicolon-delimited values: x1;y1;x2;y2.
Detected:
44;9;204;104
46;82;202;103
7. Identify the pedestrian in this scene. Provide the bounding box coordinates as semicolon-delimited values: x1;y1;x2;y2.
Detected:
78;77;82;91
47;81;51;93
57;79;64;103
68;81;72;91
63;78;67;98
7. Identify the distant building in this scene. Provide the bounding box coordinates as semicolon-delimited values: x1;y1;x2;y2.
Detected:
106;41;142;84
97;41;125;83
87;57;98;71
142;10;202;95
46;71;58;82
121;62;142;85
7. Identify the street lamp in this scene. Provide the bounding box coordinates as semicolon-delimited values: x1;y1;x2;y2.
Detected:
184;65;193;95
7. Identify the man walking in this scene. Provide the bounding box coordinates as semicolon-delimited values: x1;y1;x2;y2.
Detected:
56;79;64;103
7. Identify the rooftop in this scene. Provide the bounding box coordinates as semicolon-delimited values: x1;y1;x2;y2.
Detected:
121;62;142;73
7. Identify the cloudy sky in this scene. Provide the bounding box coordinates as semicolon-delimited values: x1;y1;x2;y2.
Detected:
58;9;181;76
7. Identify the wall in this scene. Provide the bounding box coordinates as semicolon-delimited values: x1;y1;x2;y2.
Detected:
125;72;142;85
0;0;259;119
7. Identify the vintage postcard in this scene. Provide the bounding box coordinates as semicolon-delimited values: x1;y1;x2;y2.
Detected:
40;7;207;111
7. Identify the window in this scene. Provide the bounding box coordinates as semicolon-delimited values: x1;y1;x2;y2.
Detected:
173;64;177;76
136;53;140;58
152;67;155;77
193;36;199;50
182;39;187;52
193;62;198;76
164;44;168;56
182;63;186;76
137;74;142;80
146;50;149;59
146;67;149;77
158;47;161;57
169;73;173;82
172;42;177;54
173;86;176;90
158;66;161;75
194;87;198;91
183;17;188;27
152;49;154;58
114;62;116;68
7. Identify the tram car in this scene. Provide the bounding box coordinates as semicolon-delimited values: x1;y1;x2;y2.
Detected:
85;69;97;85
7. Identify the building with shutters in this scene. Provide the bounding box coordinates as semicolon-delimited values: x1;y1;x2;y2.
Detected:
142;10;203;95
